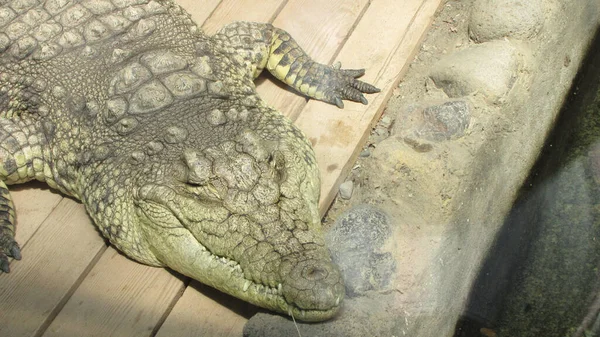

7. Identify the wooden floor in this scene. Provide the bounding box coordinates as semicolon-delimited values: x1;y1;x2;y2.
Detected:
0;0;443;336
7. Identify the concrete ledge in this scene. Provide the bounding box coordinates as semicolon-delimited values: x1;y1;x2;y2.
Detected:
324;0;600;336
407;1;600;335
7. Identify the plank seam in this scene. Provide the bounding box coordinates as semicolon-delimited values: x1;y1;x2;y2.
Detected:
372;0;431;86
286;0;374;122
268;0;289;24
318;0;446;215
15;195;64;252
328;0;373;63
200;0;224;27
149;277;191;337
34;243;109;337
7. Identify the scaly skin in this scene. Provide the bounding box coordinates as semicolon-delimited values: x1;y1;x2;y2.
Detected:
0;0;379;321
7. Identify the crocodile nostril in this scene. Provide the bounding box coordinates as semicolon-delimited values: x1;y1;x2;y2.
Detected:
302;265;328;281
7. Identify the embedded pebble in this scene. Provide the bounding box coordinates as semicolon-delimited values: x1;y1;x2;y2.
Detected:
339;180;354;200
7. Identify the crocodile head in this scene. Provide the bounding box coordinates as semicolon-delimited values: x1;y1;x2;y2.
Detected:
133;123;344;321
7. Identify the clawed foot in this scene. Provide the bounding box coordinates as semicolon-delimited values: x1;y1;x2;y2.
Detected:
323;61;381;109
0;225;21;273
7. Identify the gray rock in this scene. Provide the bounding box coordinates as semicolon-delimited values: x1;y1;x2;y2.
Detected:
338;180;354;200
243;293;404;337
469;0;544;42
370;126;390;144
429;40;524;102
326;204;396;297
379;115;392;129
359;148;371;157
392;100;471;142
422;100;471;141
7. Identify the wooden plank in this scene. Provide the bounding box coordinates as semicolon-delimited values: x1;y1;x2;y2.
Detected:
255;0;370;119
0;198;106;337
294;0;445;215
11;182;62;246
202;0;287;35
155;281;256;337
42;248;185;337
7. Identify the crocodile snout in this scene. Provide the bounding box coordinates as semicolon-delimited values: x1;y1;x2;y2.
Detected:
281;257;345;314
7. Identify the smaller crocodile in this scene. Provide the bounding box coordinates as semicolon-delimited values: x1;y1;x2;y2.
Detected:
0;0;379;321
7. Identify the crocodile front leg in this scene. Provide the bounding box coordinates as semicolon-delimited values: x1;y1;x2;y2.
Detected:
0;180;19;273
213;22;380;108
0;117;48;273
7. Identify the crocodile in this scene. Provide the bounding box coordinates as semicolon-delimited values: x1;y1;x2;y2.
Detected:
0;0;379;321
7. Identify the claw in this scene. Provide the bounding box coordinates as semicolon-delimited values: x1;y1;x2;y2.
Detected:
334;97;344;109
0;254;9;273
343;68;366;78
353;80;380;94
10;243;21;260
364;83;381;93
360;96;368;105
332;61;342;70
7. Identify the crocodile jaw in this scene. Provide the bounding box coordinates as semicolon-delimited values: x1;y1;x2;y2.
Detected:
151;227;341;321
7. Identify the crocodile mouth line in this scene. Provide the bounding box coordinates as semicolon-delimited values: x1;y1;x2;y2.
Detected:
199;242;342;320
